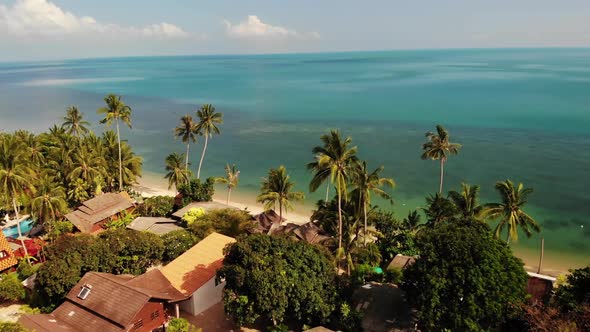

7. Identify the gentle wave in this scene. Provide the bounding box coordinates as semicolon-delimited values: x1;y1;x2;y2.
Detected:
19;77;144;86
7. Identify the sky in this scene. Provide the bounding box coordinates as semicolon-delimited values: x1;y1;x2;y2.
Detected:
0;0;589;61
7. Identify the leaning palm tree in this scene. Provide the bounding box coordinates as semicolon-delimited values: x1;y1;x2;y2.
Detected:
448;183;485;220
257;165;305;223
421;124;461;193
309;130;358;250
195;104;223;179
0;135;34;262
482;180;540;244
350;161;395;245
174;114;198;171
31;175;68;224
62;106;90;137
164;153;191;191
215;163;240;205
97;94;132;191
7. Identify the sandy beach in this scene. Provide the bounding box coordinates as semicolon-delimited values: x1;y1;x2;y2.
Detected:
134;172;585;277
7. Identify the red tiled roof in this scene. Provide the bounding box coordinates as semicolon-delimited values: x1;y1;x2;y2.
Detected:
0;232;18;271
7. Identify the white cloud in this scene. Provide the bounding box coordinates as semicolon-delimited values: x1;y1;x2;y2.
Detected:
223;15;319;40
0;0;189;39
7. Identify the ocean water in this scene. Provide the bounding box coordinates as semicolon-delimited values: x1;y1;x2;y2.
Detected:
0;49;589;268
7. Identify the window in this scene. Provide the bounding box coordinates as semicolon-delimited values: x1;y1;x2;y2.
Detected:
0;250;8;259
150;310;160;320
133;319;143;330
77;285;92;300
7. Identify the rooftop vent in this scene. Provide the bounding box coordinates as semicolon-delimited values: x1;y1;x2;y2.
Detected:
77;284;92;300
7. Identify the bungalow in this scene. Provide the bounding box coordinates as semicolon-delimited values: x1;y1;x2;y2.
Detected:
159;232;236;316
19;271;184;332
387;254;417;271
65;192;134;233
527;271;556;304
0;232;18;272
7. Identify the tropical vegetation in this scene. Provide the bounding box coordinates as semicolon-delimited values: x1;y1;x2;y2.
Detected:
195;104;223;179
257;165;305;223
421;124;461;193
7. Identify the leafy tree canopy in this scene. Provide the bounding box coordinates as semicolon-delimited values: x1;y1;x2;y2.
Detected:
402;220;528;331
217;234;338;328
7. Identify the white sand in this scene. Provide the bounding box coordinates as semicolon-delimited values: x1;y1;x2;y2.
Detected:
134;174;311;225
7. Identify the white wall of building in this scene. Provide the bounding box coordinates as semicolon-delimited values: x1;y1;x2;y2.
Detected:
180;277;225;316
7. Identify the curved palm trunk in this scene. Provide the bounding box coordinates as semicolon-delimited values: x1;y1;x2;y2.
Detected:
506;230;511;246
337;182;343;250
325;183;330;202
226;187;231;205
116;119;123;191
439;158;445;193
197;135;208;180
13;198;30;264
185;143;190;171
364;201;368;246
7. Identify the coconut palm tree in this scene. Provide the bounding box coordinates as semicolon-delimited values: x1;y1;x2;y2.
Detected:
0;135;34;262
215;163;240;205
421;125;461;193
119;143;143;188
482;180;540;244
448;183;485;220
62;106;90;137
195;104;223;179
174;114;198;171
350;161;395;245
257;166;304;223
309;130;358;250
70;145;106;183
31;175;67;224
97;94;132;191
164;153;191;191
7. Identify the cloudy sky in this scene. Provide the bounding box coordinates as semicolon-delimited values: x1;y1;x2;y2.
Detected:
1;0;589;61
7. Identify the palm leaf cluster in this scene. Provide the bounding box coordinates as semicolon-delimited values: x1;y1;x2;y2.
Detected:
257;165;305;223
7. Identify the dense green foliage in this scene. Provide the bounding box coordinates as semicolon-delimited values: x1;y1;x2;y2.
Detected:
17;259;38;280
178;178;215;205
402;220;528;331
45;220;74;241
36;230;163;305
0;273;26;302
164;152;191;190
187;208;254;238
161;229;198;261
554;265;590;312
137;195;175;217
181;207;206;226
0;322;29;332
373;210;420;263
167;318;201;332
217;234;338;328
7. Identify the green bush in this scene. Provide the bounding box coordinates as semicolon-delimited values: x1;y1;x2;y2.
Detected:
167;318;201;332
137;196;175;217
554;265;590;312
161;230;198;261
0;322;29;332
181;207;206;226
17;259;38;280
178;178;215;205
0;273;26;302
352;242;382;267
45;220;74;241
199;208;254;237
384;266;403;284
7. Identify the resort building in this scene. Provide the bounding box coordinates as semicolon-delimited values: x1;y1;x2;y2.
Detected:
0;232;18;272
19;272;178;332
65;192;135;233
387;254;417;271
126;217;182;235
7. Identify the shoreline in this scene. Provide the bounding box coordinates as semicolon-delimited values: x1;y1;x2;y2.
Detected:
134;172;586;276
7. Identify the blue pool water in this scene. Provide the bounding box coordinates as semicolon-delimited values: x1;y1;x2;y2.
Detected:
2;219;35;239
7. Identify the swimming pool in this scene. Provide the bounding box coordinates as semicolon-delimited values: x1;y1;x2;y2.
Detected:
2;218;35;239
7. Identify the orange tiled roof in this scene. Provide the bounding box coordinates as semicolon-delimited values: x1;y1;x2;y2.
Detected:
0;232;18;271
160;232;235;295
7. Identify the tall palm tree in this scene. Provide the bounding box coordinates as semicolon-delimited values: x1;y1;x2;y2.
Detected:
119;143;143;188
0;135;34;262
421;124;461;193
62;106;90;137
309;130;358;250
97;94;132;191
257;166;304;223
164;153;191;191
195;104;223;179
31;175;68;224
482;180;540;244
350;161;395;245
70;146;106;183
307;154;332;202
215;163;240;205
174;114;198;171
448;183;485;220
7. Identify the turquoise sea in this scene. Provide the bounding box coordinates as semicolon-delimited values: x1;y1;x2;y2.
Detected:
0;49;589;269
